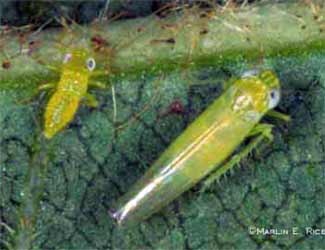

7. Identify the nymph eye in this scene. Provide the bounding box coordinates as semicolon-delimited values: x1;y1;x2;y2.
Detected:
268;89;280;109
86;57;96;71
63;53;72;63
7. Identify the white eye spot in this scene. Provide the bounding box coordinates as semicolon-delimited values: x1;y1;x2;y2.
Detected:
63;53;72;63
242;69;260;78
268;89;280;109
86;58;96;71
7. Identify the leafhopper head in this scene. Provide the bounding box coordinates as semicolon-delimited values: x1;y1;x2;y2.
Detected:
232;69;280;123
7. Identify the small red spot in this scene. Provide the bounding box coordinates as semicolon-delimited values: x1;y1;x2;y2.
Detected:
91;34;109;52
2;60;11;69
169;100;185;114
159;100;185;120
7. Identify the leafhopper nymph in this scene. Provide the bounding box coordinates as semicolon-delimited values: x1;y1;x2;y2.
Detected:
31;24;110;139
41;48;106;139
111;70;286;225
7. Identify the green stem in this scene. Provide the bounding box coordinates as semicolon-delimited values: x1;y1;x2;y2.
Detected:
11;136;49;250
1;1;325;92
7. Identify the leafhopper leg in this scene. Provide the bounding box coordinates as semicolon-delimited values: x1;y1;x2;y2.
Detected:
266;110;291;122
84;93;99;108
43;64;60;73
88;80;107;89
18;82;56;104
200;123;274;193
38;82;56;91
91;70;110;78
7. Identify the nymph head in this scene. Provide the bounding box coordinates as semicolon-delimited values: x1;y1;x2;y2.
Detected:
62;48;96;73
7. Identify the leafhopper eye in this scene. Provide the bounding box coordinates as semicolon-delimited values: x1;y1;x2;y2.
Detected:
86;57;96;71
268;89;280;109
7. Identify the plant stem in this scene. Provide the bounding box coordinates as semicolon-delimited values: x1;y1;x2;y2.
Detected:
0;1;324;91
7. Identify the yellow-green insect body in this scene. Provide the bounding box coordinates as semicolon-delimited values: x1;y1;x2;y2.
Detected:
111;70;281;225
43;48;97;139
